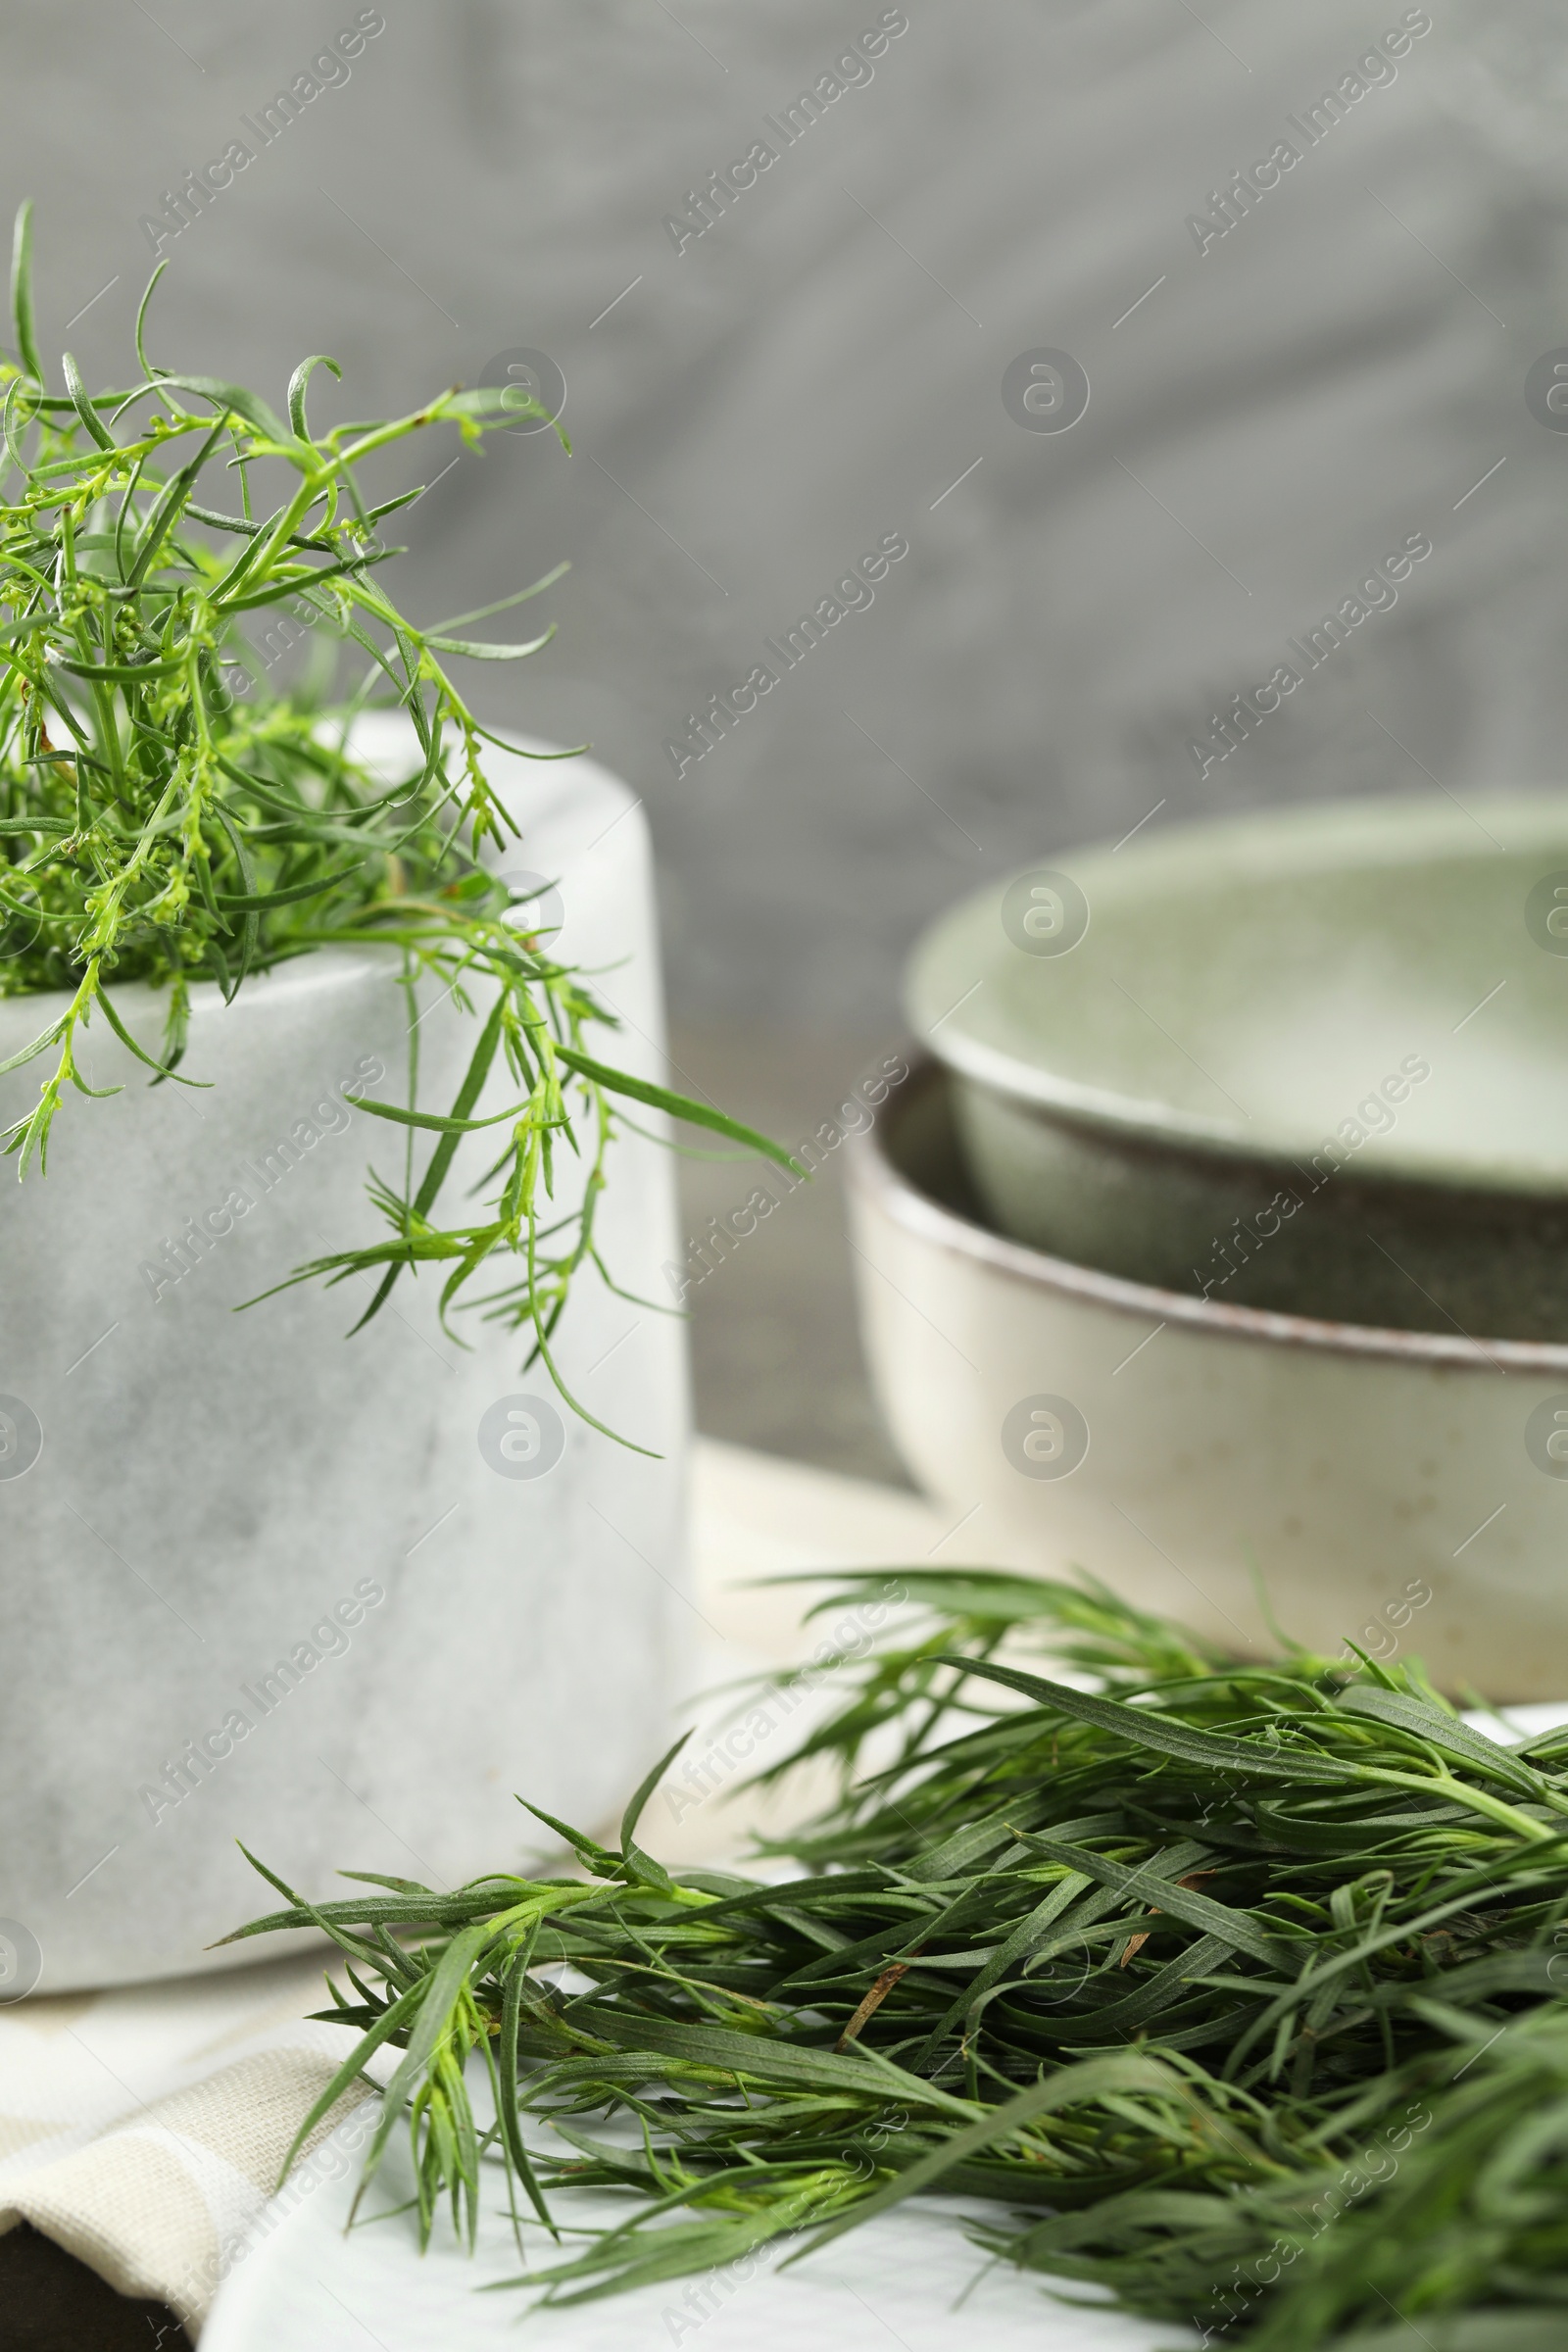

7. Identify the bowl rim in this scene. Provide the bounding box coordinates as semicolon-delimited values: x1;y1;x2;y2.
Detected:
905;791;1568;1198
849;1059;1568;1374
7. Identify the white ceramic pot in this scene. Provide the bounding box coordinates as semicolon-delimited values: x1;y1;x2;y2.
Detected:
0;721;688;1991
848;1065;1568;1702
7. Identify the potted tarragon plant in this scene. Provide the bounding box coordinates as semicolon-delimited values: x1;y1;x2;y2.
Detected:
0;203;785;1991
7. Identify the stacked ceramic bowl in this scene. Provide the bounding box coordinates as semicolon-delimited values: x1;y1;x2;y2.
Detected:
847;797;1568;1697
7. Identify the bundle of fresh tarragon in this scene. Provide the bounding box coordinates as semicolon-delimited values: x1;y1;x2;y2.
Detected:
227;1569;1568;2349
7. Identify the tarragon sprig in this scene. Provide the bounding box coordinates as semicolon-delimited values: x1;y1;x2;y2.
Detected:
0;201;793;1420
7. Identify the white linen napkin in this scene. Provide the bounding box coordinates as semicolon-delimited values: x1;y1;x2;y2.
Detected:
0;1948;382;2336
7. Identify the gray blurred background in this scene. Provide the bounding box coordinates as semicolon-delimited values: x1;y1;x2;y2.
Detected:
10;0;1567;1476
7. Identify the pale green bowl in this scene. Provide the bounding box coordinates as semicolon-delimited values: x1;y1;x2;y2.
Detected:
906;796;1568;1341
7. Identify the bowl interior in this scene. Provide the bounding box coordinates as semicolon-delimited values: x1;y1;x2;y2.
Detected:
907;796;1568;1194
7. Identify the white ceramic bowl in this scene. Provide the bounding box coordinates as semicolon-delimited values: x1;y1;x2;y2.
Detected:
905;796;1568;1339
847;1063;1568;1701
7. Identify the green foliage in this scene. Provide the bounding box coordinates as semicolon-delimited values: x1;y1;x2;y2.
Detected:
229;1569;1568;2342
0;203;790;1408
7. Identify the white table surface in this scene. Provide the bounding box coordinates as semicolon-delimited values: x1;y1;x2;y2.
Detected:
203;2116;1186;2352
